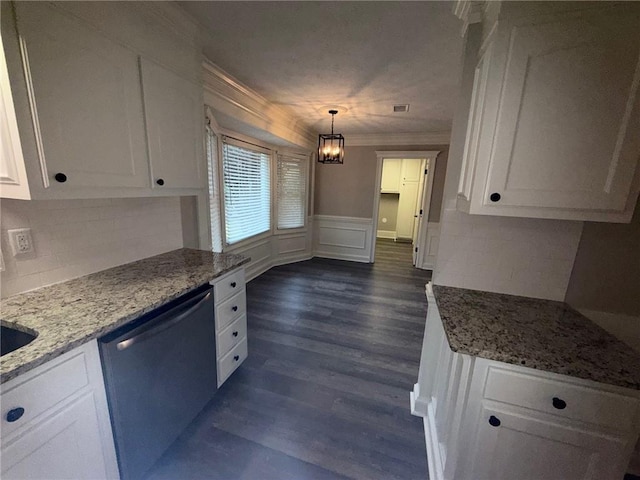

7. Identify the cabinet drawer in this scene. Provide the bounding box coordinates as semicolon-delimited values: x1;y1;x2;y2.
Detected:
216;315;247;358
217;338;247;387
215;290;246;331
213;269;245;304
483;366;639;431
1;350;90;438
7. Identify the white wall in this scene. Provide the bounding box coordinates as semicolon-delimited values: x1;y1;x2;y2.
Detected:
1;197;183;297
436;208;582;300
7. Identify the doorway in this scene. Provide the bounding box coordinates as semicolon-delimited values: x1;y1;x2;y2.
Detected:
370;151;439;268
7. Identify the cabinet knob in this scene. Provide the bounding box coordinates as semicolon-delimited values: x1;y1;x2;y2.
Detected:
156;178;165;186
552;397;567;410
232;305;238;312
490;192;501;202
488;415;501;427
232;331;239;337
230;282;237;288
234;355;240;361
54;173;67;183
6;407;25;423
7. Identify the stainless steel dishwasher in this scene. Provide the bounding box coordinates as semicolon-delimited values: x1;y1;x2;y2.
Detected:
99;284;217;480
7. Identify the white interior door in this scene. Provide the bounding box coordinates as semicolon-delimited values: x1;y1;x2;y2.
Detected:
412;159;427;265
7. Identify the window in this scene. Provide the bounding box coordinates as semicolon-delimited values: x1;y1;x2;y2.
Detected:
222;142;271;245
205;121;223;252
277;154;307;230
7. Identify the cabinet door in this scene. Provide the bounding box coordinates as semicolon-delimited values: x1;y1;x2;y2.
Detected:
396;181;419;239
14;2;149;189
141;59;204;189
1;33;30;199
485;8;640;213
401;158;423;182
1;392;113;480
469;404;629;480
381;158;401;192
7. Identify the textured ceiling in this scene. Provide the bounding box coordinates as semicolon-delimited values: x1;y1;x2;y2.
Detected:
179;1;464;135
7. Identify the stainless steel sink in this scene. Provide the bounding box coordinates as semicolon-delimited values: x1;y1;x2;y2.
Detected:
1;325;37;356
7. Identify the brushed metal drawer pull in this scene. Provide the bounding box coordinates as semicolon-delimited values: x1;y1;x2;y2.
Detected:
552;397;567;410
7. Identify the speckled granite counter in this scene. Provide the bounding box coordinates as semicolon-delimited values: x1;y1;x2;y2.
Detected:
430;284;640;390
1;248;249;384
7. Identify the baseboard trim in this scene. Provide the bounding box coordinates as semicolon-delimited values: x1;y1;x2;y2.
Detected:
313;251;371;264
376;230;397;240
410;383;429;417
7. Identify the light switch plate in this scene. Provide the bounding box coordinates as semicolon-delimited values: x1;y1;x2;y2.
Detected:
8;228;34;256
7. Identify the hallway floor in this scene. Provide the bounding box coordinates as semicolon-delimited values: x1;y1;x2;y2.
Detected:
145;240;431;479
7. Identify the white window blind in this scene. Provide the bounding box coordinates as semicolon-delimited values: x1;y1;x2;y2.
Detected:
277;154;307;230
222;142;271;245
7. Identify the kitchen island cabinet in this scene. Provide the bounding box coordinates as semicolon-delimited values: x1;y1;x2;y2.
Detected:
1;341;118;480
412;283;640;480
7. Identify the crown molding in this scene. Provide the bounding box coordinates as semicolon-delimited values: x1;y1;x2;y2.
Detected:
346;132;451;147
202;60;317;149
453;0;486;36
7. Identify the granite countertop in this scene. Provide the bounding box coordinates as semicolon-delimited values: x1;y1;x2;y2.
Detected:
430;284;640;390
0;248;249;384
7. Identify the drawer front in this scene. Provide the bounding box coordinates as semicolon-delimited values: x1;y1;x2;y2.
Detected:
217;338;247;387
1;349;90;438
214;269;245;304
216;315;247;358
215;290;246;331
483;366;639;431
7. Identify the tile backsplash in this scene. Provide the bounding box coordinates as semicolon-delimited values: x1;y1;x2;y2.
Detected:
434;208;583;301
1;197;183;298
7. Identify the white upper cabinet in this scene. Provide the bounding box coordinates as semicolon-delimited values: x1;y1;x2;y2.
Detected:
0;32;29;200
1;1;204;199
141;59;204;190
381;158;401;193
14;1;149;191
458;3;640;222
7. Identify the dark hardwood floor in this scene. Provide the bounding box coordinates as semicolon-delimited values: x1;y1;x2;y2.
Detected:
145;240;431;480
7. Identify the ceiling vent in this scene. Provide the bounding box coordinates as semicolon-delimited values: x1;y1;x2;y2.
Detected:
393;104;409;113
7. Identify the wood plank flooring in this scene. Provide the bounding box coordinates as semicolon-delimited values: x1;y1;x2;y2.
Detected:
145;240;432;480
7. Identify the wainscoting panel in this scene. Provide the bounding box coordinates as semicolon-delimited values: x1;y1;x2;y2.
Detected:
421;222;440;270
226;237;272;282
226;219;314;282
276;233;307;255
313;215;373;263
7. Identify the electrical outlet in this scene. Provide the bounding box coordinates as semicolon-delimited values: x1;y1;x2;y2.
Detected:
8;228;34;256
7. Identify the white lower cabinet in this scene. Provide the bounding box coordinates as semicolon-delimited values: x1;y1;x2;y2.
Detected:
412;285;640;480
469;402;627;480
1;341;119;480
211;267;248;387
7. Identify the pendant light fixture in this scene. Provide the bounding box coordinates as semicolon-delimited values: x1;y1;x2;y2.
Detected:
318;109;345;164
